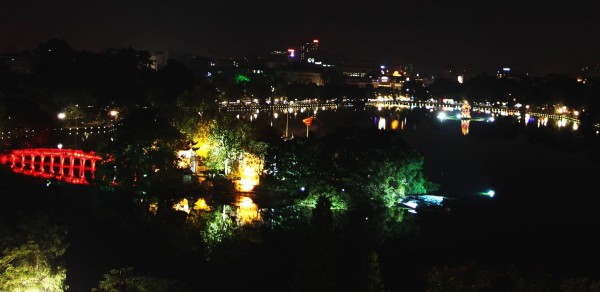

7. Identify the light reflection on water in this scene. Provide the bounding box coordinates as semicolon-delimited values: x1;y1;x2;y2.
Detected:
158;105;584;225
231;105;580;140
164;195;263;226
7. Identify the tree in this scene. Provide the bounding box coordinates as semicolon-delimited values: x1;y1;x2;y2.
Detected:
0;242;66;292
93;267;189;292
97;107;185;190
0;219;68;292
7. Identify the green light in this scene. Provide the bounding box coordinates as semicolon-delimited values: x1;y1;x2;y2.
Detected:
477;189;495;198
235;74;251;84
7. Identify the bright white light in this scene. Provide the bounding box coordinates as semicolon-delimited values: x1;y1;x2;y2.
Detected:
421;195;444;206
408;209;417;214
488;117;495;122
58;113;66;119
57;143;63;149
437;112;447;120
487;190;495;197
300;186;305;191
403;201;418;209
378;117;386;130
456;114;462;119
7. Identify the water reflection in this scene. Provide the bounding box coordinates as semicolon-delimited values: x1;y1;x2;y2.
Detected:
461;120;470;135
165;195;262;226
235;196;261;225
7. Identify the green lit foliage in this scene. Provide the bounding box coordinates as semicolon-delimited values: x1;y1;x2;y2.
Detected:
170;83;218;141
234;73;251;84
212;74;244;102
0;220;67;292
92;267;189;292
267;128;437;238
203;115;268;176
262;138;320;192
297;183;349;211
0;242;66;292
199;208;236;255
325;128;438;206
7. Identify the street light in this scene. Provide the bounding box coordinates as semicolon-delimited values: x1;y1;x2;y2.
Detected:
58;112;66;120
109;110;119;123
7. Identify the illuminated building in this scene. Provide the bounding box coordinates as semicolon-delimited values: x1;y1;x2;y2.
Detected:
150;50;168;71
299;39;320;63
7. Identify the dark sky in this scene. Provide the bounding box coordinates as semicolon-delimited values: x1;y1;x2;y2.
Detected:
2;0;599;76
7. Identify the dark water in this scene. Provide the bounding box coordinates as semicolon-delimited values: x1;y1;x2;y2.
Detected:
250;106;600;289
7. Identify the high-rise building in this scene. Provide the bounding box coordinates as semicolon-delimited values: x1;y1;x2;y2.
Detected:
299;39;320;63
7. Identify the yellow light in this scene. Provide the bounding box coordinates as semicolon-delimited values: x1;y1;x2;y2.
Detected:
193;198;211;211
391;120;399;130
235;153;262;192
236;196;261;225
173;198;190;214
149;203;158;215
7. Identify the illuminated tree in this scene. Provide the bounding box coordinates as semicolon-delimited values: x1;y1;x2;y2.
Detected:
0;242;66;292
0;220;67;292
202;116;268;177
262;138;320;192
297;183;349;213
199;209;236;255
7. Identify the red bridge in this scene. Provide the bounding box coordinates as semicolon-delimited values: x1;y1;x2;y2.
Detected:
1;148;102;185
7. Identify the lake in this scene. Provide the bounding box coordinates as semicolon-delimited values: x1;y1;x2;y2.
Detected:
233;104;600;289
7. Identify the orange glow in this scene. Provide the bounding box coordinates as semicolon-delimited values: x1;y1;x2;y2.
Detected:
391;120;399;130
461;120;470;135
235;196;260;225
313;39;319;43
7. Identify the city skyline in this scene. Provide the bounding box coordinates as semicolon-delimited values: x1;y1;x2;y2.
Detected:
1;0;599;76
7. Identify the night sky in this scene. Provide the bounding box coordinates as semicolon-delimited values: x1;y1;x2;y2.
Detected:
2;0;599;76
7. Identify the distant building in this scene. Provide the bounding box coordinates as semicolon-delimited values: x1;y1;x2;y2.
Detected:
1;52;32;74
299;39;320;63
265;50;290;69
150;50;168;71
281;70;324;85
339;61;378;87
496;66;528;80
